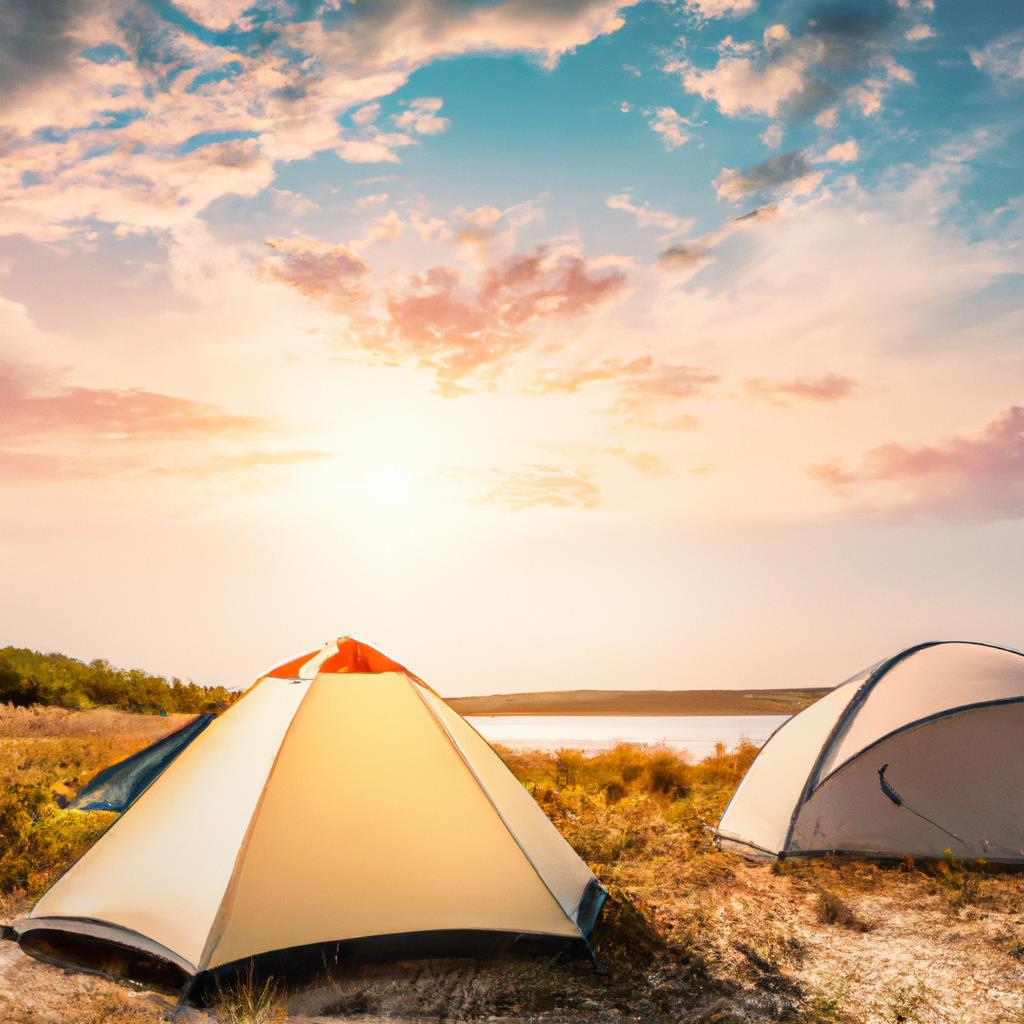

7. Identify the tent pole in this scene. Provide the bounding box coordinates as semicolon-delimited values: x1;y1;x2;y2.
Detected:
168;973;198;1021
584;938;607;975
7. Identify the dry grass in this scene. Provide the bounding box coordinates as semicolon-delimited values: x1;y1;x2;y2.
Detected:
2;711;1023;1024
813;887;873;931
214;964;286;1024
0;705;192;919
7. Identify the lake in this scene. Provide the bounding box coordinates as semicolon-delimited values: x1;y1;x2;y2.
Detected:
466;714;788;759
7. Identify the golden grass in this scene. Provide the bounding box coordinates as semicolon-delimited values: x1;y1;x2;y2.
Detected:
2;708;1022;1024
0;706;192;919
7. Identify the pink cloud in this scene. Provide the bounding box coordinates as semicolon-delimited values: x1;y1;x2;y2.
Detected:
263;233;627;390
745;373;856;406
0;367;267;441
809;406;1024;521
262;237;370;308
612;362;718;429
529;356;718;428
0;449;77;481
377;247;626;387
528;356;654;395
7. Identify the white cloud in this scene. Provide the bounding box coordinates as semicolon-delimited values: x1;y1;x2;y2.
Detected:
646;106;691;149
676;36;823;117
606;192;694;239
970;30;1024;83
172;1;254;30
822;140;859;163
814;105;839;129
686;0;756;19
673;17;915;122
905;24;936;43
0;0;639;243
714;150;822;203
392;97;450;135
759;123;783;149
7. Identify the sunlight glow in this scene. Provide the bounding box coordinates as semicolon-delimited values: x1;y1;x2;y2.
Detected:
364;467;417;507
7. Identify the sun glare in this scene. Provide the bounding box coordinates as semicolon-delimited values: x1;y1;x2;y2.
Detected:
364;467;416;507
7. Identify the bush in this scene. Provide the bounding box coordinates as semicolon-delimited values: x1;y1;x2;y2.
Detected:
554;748;587;788
644;750;692;799
0;784;113;894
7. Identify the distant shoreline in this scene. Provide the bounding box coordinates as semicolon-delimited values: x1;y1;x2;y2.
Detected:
445;687;830;717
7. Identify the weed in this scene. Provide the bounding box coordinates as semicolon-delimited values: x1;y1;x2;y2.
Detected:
884;981;933;1024
213;963;285;1024
806;987;849;1022
814;887;872;931
932;849;983;908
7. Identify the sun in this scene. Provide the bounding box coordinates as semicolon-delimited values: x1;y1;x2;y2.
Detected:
363;467;416;507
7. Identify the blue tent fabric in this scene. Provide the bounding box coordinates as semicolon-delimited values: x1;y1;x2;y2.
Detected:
70;714;214;812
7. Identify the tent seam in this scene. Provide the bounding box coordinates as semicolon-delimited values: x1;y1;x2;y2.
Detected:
781;640;1024;854
25;704;240;949
805;693;1024;793
194;675;320;973
404;678;587;940
780;641;942;854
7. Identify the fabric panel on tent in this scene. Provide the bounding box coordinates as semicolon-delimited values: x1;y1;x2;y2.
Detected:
204;672;578;970
791;701;1024;861
716;680;859;856
815;644;1024;782
16;916;196;976
69;714;214;812
418;687;596;928
29;678;311;970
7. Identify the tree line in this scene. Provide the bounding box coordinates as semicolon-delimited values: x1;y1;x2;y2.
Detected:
0;646;239;715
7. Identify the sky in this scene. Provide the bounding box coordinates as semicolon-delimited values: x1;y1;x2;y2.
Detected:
0;0;1022;696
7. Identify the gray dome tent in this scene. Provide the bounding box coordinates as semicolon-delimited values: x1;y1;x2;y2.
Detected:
716;641;1024;863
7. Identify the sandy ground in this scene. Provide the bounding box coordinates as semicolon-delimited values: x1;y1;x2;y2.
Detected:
2;856;1021;1024
667;858;1024;1024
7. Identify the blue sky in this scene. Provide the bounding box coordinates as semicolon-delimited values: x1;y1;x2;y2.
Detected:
0;0;1022;692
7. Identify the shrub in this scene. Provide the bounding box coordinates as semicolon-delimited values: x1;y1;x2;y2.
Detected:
0;784;113;895
554;748;587;788
697;739;760;789
603;778;628;804
644;750;692;800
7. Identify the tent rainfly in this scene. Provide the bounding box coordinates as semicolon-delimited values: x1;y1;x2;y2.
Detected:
14;637;606;990
716;641;1024;863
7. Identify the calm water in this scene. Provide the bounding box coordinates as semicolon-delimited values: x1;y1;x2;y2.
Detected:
466;714;788;759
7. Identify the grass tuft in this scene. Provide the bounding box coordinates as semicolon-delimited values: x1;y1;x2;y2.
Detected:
213;963;285;1024
813;887;872;931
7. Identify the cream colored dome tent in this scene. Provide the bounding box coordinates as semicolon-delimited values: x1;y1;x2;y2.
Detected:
716;641;1024;863
13;637;606;992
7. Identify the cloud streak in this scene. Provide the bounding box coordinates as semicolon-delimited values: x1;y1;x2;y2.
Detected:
0;366;267;441
714;149;822;202
745;373;856;406
809;406;1024;521
446;463;600;510
529;356;718;428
